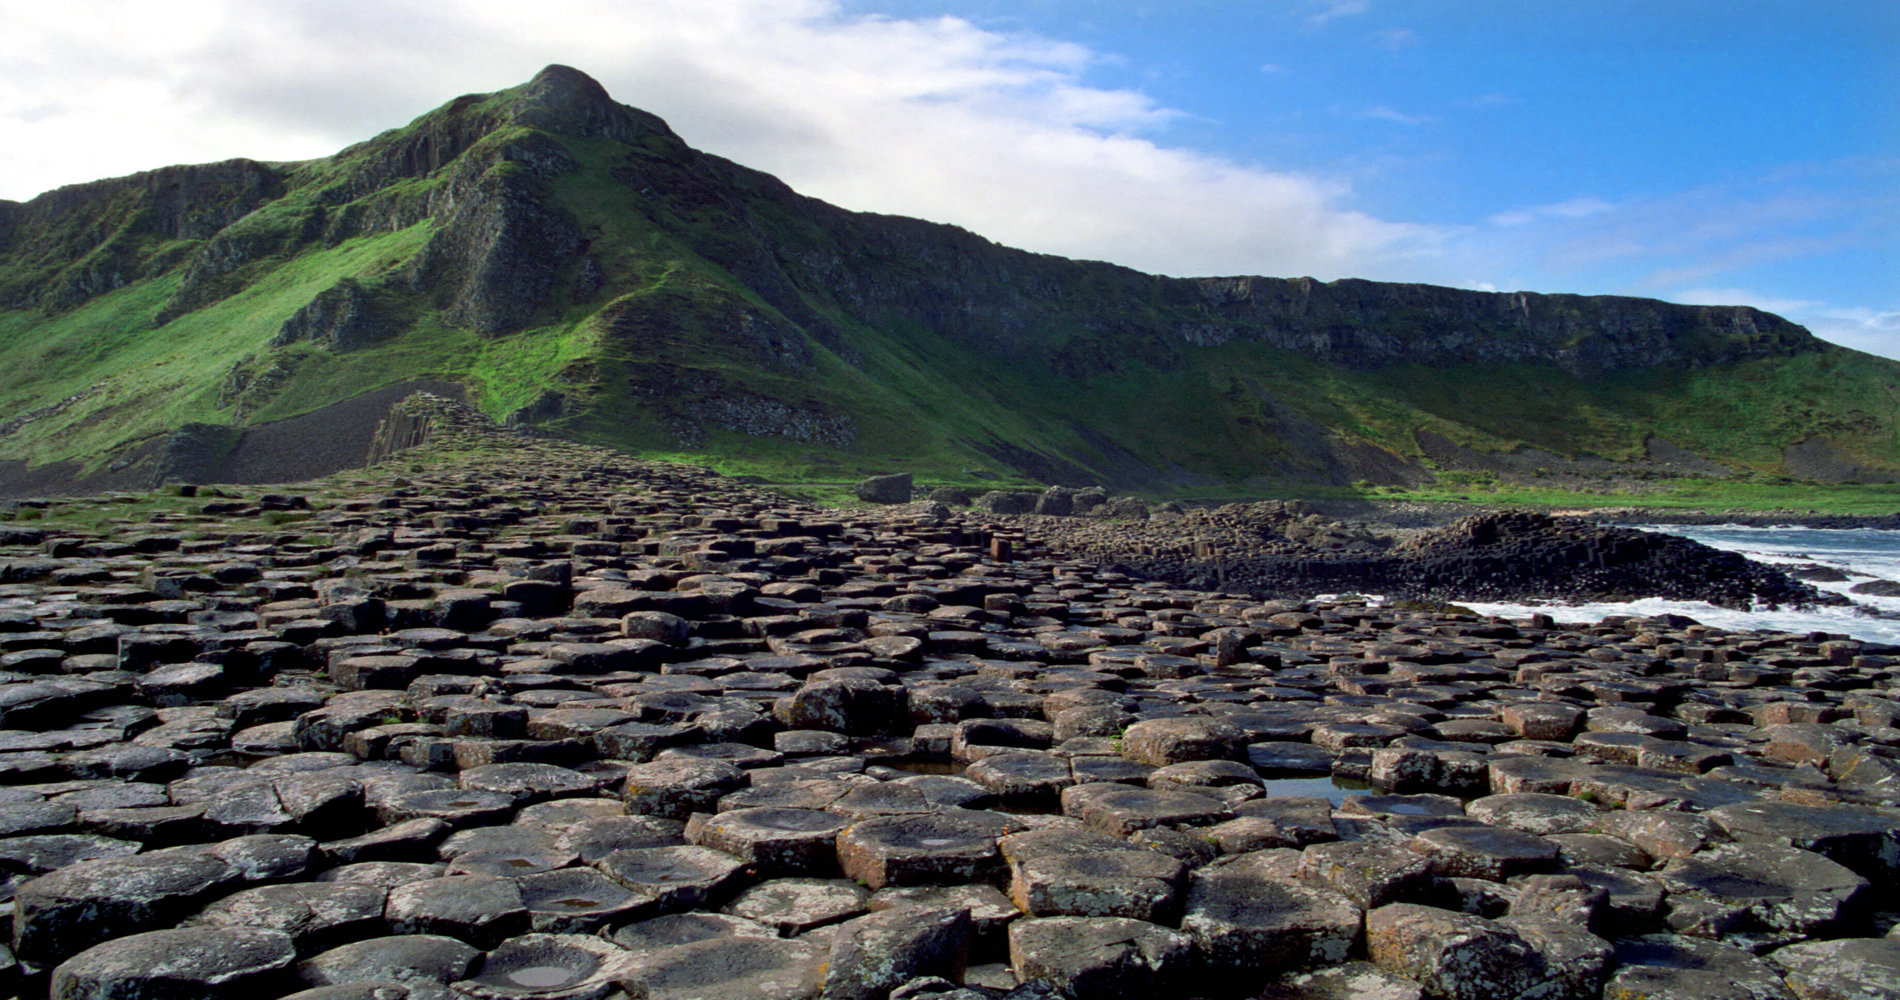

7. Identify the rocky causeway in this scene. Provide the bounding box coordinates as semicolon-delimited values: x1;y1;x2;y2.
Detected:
1;429;1899;1000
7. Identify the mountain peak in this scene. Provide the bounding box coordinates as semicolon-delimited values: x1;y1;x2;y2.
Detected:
509;64;663;143
523;64;613;108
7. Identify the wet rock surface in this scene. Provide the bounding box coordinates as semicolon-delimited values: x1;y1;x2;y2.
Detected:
0;439;1897;999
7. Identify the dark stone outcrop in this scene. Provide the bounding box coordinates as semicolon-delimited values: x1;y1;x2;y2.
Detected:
1029;506;1836;610
274;279;404;350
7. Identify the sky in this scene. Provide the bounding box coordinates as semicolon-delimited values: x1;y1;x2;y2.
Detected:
1;0;1895;356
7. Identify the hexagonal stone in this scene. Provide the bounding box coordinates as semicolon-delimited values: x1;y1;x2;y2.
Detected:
1069;755;1156;786
1120;717;1246;766
621;758;750;821
194;881;388;955
1568;764;1701;810
1500;916;1614;1000
660;742;784;770
868;883;1019;949
1504;873;1610;929
952;718;1055;760
0;832;141;875
439;825;574;877
609;911;777;952
515;797;625;826
722;878;869;935
595;845;748;912
296;934;480;992
1309;723;1406;752
451;933;635;1000
376;788;515;828
785;675;910;735
457;763;598;805
1408;825;1560;881
1183;854;1362;987
825;782;935;820
1487;755;1597;796
1009;916;1193;1000
1000;828;1187;922
1299;841;1439;909
965;752;1075;799
720;778;851;813
1596;810;1716;862
13;851;237;966
824;905;971;1000
1060;782;1232;836
1768;937;1900;1000
1464;793;1602;836
835;811;1012;888
893;774;990;809
384;874;527;949
618;935;826;1000
1249;742;1336;774
556;815;685;864
1608;934;1798;1000
593;722;695;763
685;807;850;875
1498;703;1584;741
1341;793;1466;822
50;926;295;1000
1255;962;1423;1000
1708;801;1900;877
1655;843;1871;940
1367;903;1543;1000
517;866;653;933
1217;796;1339;850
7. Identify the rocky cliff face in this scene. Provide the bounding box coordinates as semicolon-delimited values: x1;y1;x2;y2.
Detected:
0;159;286;312
1180;277;1813;375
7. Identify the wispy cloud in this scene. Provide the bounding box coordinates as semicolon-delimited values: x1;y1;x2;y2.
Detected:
1305;1;1370;27
1456;93;1514;109
1259;62;1290;74
1359;105;1437;126
1369;27;1418;50
1489;196;1618;227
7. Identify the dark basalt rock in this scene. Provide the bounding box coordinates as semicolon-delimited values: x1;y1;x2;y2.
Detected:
0;441;1895;1000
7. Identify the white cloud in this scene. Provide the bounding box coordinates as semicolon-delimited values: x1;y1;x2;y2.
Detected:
1489;196;1618;227
1359;105;1436;126
1305;1;1371;27
1800;307;1900;360
0;0;1452;281
1369;28;1418;50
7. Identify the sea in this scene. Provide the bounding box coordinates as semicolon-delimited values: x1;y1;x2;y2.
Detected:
1446;524;1900;645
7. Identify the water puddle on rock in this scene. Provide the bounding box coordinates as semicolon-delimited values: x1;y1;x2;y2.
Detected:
508;966;575;988
1259;775;1373;805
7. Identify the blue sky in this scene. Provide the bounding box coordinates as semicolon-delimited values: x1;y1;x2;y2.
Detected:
2;0;1894;355
841;0;1899;353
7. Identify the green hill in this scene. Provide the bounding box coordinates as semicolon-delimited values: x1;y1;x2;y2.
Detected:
2;65;1896;495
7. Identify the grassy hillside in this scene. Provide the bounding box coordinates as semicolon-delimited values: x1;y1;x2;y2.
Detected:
1;65;1895;498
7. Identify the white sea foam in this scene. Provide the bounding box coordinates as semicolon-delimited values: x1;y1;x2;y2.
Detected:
1440;524;1900;644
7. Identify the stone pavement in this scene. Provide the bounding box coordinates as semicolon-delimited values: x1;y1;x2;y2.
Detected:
0;439;1897;1000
